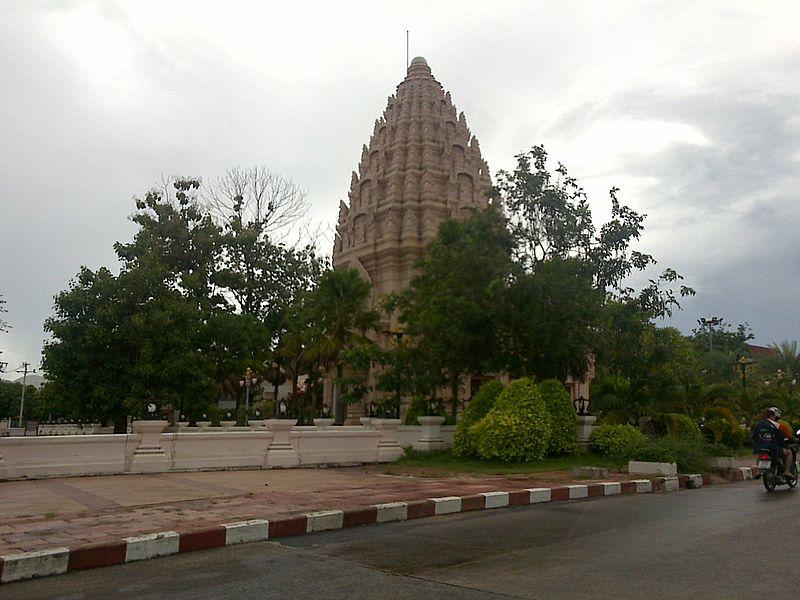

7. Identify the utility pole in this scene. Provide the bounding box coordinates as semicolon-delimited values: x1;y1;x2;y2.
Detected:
15;362;36;427
697;317;723;352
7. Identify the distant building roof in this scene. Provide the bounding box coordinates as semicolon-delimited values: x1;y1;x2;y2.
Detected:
745;343;778;357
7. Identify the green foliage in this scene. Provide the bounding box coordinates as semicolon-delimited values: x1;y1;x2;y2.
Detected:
473;378;552;462
651;412;703;443
492;145;694;317
42;175;324;427
392;208;514;417
631;436;710;473
453;380;504;457
204;403;223;426
537;379;578;456
503;258;602;380
0;380;40;421
403;396;450;425
589;424;645;465
701;405;744;447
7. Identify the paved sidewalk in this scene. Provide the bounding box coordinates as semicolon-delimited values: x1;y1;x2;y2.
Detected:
0;466;640;555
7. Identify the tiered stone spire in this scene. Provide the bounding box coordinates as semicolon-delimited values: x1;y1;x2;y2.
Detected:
333;56;491;328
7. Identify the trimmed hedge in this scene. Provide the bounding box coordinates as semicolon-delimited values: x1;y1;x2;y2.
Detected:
538;379;578;456
473;378;551;462
631;436;710;473
589;424;644;465
453;380;504;457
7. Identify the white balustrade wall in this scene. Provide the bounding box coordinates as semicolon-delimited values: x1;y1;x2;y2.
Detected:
0;418;455;481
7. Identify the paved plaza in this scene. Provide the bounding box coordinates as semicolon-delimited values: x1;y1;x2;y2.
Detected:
0;466;639;556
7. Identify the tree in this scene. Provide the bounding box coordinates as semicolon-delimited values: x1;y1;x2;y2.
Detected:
492;145;694;319
0;379;40;421
115;178;224;315
391;208;514;416
286;268;379;423
502;257;602;380
42;266;217;429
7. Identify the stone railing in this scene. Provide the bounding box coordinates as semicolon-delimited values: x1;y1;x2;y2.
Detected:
0;419;409;481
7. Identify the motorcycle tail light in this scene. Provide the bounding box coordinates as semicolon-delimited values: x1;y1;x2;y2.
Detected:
760;452;771;460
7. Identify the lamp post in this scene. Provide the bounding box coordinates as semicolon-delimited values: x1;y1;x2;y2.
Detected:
239;367;259;419
697;317;723;352
736;355;755;390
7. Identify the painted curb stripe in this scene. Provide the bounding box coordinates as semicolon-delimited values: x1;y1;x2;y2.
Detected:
0;472;746;585
179;527;227;553
460;494;487;511
269;516;307;538
482;491;510;509
67;542;127;571
342;507;378;527
0;548;69;583
406;499;435;519
223;520;270;545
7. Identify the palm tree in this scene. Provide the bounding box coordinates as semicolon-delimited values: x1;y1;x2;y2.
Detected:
296;269;379;423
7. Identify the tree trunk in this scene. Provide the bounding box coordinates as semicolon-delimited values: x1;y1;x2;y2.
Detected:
450;376;460;419
334;363;344;425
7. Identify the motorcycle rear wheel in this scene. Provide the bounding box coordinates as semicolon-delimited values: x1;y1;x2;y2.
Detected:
789;463;798;489
763;465;778;492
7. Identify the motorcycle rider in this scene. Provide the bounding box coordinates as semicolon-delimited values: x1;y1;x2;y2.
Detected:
752;407;795;479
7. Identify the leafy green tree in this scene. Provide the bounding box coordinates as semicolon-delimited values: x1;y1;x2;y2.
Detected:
503;258;602;380
0;379;40;421
287;268;379;423
392;208;513;416
42;267;216;429
115;179;224;314
492;145;695;318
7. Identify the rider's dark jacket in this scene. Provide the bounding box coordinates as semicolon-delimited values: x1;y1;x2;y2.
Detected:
751;418;788;455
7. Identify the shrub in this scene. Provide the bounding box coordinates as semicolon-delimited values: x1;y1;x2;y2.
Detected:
453;380;504;457
538;379;578;456
589;424;644;465
652;413;703;443
474;378;551;462
631;436;710;473
204;403;223;426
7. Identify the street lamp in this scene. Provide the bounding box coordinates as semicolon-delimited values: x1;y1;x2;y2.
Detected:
697;317;723;352
735;355;755;390
239;367;259;418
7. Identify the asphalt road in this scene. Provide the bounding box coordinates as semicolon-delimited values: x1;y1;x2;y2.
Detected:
3;480;795;600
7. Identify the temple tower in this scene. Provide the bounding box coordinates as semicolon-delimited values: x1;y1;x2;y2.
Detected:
333;56;492;335
330;57;492;420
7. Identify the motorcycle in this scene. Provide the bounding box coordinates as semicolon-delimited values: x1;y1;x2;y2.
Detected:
756;432;800;492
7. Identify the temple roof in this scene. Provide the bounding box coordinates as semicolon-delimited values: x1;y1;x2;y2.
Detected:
333;58;491;280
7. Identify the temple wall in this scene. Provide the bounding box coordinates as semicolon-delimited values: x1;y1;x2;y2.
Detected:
0;419;463;481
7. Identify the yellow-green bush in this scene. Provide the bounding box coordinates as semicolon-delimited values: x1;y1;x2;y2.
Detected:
589;424;644;464
453;380;504;457
473;378;551;461
538;379;578;456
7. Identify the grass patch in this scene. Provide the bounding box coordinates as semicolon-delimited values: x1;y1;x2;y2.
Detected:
384;448;617;477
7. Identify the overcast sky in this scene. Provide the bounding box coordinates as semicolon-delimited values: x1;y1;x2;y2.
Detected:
1;0;798;378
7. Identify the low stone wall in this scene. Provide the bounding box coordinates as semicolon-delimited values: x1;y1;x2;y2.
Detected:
395;425;456;448
0;419;408;481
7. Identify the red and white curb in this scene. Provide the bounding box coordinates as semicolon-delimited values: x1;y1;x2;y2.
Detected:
0;473;723;584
